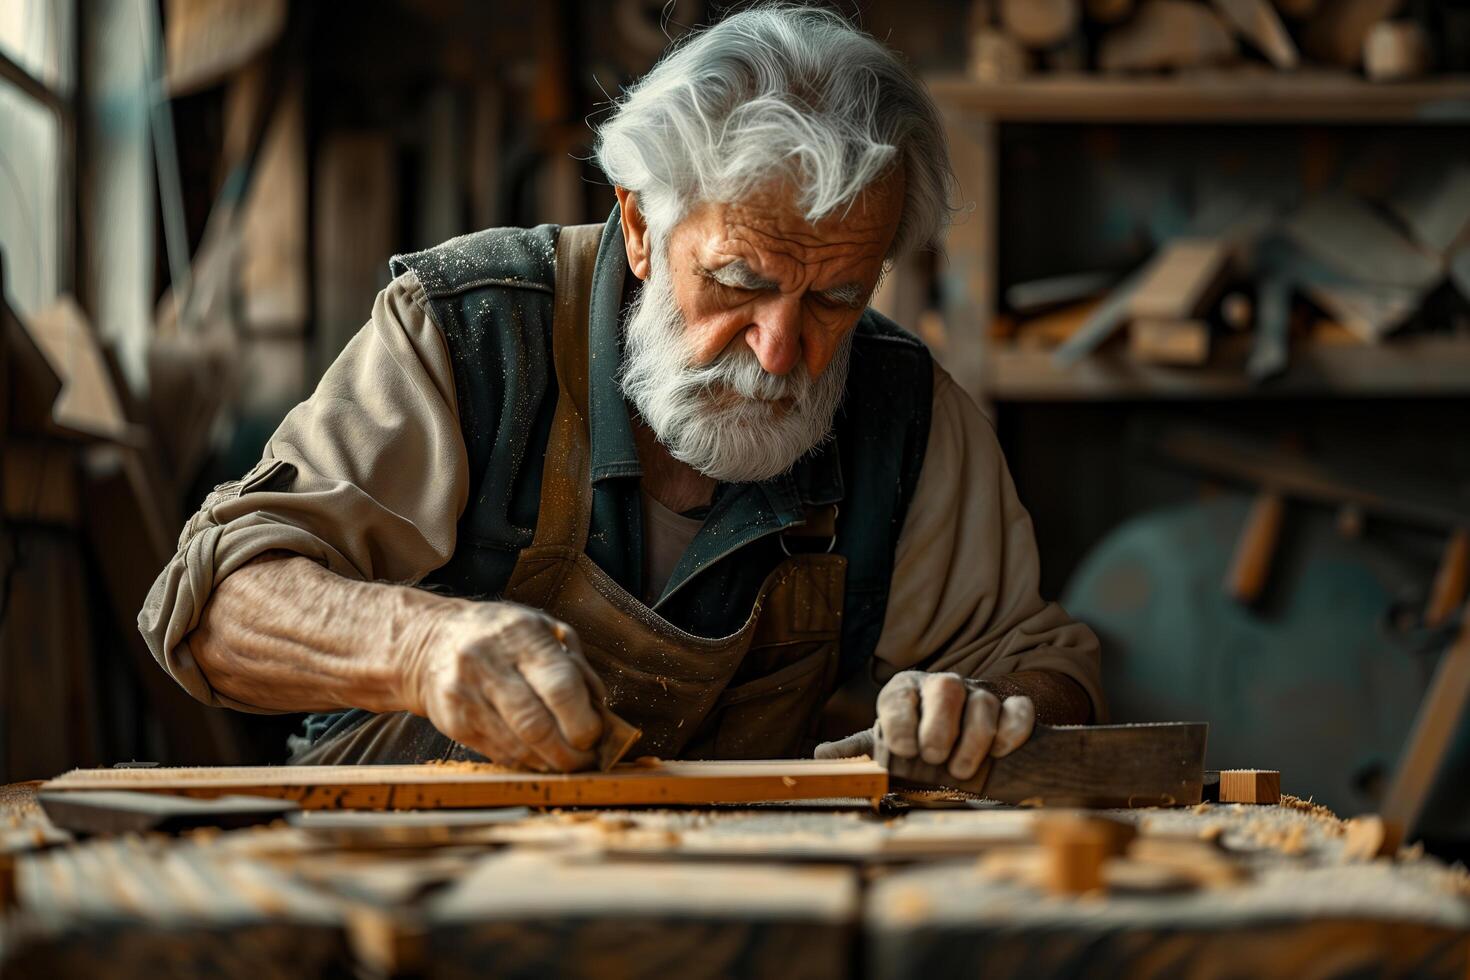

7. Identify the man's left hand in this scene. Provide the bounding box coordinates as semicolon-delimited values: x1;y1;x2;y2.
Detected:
813;670;1035;781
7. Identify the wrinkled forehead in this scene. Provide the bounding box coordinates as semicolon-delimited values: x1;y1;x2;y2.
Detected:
683;170;905;277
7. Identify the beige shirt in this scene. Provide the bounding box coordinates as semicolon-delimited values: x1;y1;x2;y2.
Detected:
139;270;1105;719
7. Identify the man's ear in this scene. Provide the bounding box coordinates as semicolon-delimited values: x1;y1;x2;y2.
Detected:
614;187;652;281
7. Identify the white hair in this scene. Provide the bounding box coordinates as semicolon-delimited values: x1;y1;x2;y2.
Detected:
594;4;955;256
618;243;851;483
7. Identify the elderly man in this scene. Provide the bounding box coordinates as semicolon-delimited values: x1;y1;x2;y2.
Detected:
141;7;1102;775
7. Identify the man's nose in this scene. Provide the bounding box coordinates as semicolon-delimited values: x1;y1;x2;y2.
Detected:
742;298;802;375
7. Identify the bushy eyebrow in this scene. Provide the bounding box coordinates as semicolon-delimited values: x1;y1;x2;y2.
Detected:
706;259;867;309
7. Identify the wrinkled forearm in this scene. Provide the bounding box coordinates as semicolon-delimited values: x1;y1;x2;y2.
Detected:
188;553;451;713
975;670;1093;725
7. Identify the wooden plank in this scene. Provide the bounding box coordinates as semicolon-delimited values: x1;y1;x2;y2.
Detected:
1217;769;1281;803
875;723;1207;808
1129;239;1233;321
37;791;298;836
165;0;287;95
1051;265;1149;366
314;132;396;372
1285;194;1442;290
41;759;890;810
425;852;857;980
1381;613;1470;843
20;298;134;443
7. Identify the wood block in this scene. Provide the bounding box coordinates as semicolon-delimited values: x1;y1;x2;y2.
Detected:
876;722;1208;808
1129;238;1233;320
1300;280;1420;343
969;28;1030;84
1130;318;1211;365
1343;814;1401;860
1035;813;1137;895
1217;769;1280;803
21;298;133;443
1099;0;1237;72
1211;0;1299;68
1000;0;1079;48
1303;0;1404;67
40;758;890;810
1364;20;1431;81
1285;194;1442;291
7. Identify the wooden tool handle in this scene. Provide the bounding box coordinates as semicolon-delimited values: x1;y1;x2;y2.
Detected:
1425;528;1470;630
1226;491;1285;605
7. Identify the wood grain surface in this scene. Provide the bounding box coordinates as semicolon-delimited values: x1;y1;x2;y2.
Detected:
876;723;1208;807
41;758;890;810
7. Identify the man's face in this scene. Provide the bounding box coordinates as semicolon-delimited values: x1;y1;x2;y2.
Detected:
663;172;904;381
617;173;905;483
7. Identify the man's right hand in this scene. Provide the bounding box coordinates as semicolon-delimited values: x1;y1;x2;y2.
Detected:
403;601;606;772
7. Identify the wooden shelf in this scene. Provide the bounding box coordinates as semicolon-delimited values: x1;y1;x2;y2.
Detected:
980;336;1470;401
927;73;1470;124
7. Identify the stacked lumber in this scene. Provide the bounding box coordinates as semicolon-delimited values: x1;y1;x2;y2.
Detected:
1023;168;1470;380
968;0;1445;81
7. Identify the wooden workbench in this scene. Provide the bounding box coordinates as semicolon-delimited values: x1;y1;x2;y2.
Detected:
1;782;1467;979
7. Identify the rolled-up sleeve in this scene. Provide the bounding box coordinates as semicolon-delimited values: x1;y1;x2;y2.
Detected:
138;271;469;709
872;363;1106;721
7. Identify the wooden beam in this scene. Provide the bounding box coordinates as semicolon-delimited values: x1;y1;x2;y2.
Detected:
41;758;890;810
875;722;1208;807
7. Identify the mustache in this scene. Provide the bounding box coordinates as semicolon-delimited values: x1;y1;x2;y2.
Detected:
679;343;810;403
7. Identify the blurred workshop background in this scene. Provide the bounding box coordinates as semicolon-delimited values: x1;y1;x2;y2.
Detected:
2;0;1469;852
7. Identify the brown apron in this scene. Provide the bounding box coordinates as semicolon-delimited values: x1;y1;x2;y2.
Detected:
293;224;847;766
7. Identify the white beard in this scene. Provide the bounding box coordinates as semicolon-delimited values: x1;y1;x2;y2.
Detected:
617;249;852;484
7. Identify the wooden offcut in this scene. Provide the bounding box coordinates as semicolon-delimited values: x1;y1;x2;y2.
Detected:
1364;20;1430;81
1130;318;1211;365
41;758;890;810
875;722;1208;807
1218;769;1281;804
1128;238;1233;321
1225;491;1286;604
1098;1;1237;72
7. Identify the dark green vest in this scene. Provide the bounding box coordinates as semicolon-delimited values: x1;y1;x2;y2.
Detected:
299;208;931;748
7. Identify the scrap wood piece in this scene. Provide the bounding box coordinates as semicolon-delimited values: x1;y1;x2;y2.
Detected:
1130;318;1211;365
1218;770;1281;804
1299;279;1420;343
1053;265;1150;366
21;298;137;444
1343;814;1401;860
1006;271;1116;315
1364;20;1431;81
1098;0;1237;72
1284;194;1442;291
1302;0;1404;67
1210;0;1299;68
875;722;1208;808
40;758;890;811
1000;0;1080;48
1035;813;1137;894
1015;299;1101;350
1128;238;1233;321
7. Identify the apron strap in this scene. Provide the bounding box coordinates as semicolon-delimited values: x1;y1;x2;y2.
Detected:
532;222;605;550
